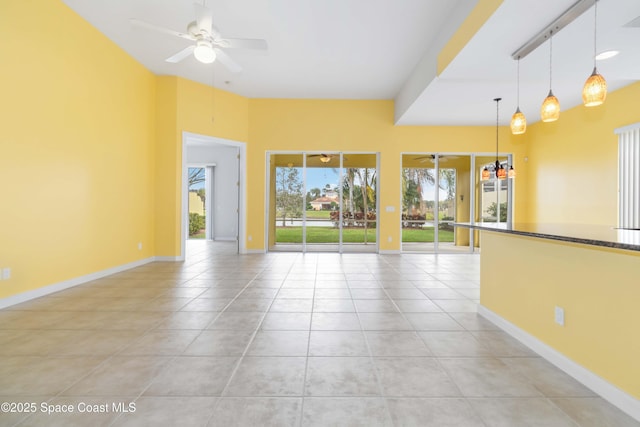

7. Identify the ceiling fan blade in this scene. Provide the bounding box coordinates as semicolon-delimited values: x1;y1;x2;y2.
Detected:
165;46;195;63
213;48;242;73
130;19;194;41
218;37;268;50
194;3;214;34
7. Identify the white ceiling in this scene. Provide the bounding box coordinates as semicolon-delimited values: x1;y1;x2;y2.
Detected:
63;0;640;126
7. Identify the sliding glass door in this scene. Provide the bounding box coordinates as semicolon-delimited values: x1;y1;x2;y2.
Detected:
268;152;378;253
401;153;473;253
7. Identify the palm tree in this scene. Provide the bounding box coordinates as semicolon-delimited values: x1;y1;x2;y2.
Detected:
355;168;376;243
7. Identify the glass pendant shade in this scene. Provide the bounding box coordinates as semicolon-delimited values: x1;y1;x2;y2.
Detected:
496;165;507;180
508;165;516;179
541;90;560;122
510;108;527;135
582;67;607;107
481;167;490;181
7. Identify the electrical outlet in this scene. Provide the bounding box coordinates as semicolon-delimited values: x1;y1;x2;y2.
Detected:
387;236;392;243
2;268;11;280
138;242;143;250
554;306;565;326
248;235;252;241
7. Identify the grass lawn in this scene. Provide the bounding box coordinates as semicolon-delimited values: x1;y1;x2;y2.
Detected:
276;227;376;243
402;228;454;242
190;229;206;239
276;226;454;243
304;210;331;219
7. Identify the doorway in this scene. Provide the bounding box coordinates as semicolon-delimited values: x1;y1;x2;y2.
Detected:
187;166;210;240
181;132;245;258
401;153;472;253
268;152;379;253
400;152;514;253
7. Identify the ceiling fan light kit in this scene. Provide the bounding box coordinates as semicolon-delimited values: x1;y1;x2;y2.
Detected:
194;40;216;63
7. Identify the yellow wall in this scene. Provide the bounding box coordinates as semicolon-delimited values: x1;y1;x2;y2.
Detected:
524;82;640;225
153;77;249;257
188;192;205;216
247;99;527;251
0;0;156;299
480;231;640;399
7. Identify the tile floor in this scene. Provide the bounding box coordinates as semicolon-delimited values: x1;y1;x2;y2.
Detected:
0;241;638;427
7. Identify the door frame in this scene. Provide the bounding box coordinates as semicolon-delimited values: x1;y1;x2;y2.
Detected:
180;132;246;258
266;151;380;253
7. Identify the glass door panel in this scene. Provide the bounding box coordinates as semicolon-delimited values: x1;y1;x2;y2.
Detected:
342;154;377;253
437;155;472;253
401;154;437;252
305;153;340;251
271;154;304;251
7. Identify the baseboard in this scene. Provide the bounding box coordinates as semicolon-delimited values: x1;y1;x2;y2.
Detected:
379;249;401;255
154;256;184;262
245;249;266;254
0;257;156;310
214;237;237;242
478;305;640;422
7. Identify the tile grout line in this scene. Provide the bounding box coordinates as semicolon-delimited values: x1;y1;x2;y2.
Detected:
203;254;302;426
350;260;397;427
297;254;319;427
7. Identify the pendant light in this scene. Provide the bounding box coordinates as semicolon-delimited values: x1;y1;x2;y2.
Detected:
494;98;507;180
541;31;560;122
583;0;607;107
510;57;527;135
482;98;515;181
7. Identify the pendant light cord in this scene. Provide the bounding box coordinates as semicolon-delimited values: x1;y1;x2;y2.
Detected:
593;0;598;68
549;31;553;91
495;98;501;160
516;57;521;106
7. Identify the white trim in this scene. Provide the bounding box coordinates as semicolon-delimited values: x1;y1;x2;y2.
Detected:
214;237;237;242
614;122;640;135
0;257;156;310
245;249;267;254
155;256;184;262
182;132;247;256
379;249;402;255
478;305;640;422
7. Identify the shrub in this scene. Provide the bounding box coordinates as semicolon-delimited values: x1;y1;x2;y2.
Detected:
189;213;205;235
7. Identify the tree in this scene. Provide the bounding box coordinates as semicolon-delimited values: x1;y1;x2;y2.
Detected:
309;187;321;199
486;202;508;222
403;179;421;213
276;167;303;226
440;169;456;201
188;168;205;189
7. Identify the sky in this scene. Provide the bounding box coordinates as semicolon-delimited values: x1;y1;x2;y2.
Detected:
191;166;450;201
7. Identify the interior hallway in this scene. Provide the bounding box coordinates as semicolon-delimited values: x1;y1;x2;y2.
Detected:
0;241;637;426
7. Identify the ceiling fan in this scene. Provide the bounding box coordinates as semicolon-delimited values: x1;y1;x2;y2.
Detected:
307;154;348;163
413;154;459;164
130;2;267;72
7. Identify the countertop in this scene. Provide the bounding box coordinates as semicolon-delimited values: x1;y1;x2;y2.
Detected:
452;222;640;252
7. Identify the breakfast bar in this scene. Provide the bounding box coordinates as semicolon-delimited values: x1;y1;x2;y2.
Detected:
454;222;640;416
